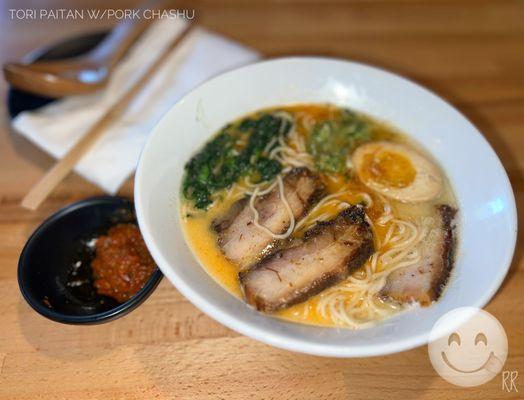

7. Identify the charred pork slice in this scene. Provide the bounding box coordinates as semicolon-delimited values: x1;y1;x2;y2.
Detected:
212;167;325;270
239;206;375;312
380;205;457;305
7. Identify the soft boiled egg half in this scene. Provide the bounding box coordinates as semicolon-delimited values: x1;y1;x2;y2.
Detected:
352;141;442;203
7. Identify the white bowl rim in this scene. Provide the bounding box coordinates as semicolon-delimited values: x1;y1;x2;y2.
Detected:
135;56;518;357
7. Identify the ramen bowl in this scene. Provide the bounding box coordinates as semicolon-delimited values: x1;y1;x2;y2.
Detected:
134;57;517;357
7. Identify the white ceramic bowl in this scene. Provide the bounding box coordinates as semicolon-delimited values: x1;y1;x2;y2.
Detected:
135;57;517;357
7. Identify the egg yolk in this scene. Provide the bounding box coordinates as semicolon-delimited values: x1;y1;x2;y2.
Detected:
361;150;416;188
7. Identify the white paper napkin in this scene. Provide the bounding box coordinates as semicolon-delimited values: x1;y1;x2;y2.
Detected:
12;18;259;193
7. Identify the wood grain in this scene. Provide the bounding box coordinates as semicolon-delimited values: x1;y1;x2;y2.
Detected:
0;1;523;399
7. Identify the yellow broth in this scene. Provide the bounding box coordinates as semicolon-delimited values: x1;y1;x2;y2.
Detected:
180;104;457;327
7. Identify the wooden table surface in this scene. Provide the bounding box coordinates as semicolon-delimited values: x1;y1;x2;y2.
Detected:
1;1;523;399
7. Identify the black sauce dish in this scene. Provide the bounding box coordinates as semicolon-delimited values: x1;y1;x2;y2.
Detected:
18;196;163;324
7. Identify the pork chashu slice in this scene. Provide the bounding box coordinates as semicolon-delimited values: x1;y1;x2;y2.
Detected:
380;205;457;305
239;206;375;313
212;167;325;270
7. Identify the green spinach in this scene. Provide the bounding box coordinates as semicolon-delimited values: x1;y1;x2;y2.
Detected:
183;113;290;209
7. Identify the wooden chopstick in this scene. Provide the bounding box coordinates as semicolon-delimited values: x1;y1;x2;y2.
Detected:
21;23;195;210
